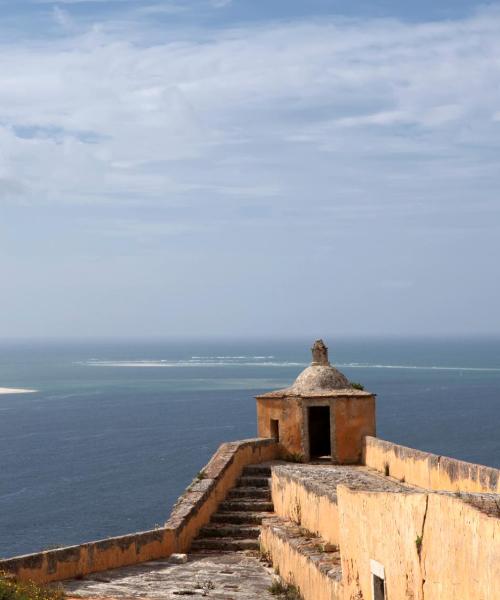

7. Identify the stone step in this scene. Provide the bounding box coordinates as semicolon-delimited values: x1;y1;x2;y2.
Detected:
210;511;272;525
227;487;272;500
261;517;342;582
198;524;261;539
242;465;272;477
219;500;274;513
190;537;260;552
236;476;271;488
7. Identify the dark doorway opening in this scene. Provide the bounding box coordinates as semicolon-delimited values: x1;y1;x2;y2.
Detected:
308;406;331;459
270;419;280;441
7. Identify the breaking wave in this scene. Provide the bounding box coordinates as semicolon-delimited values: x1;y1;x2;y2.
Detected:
78;358;500;372
79;357;306;368
337;363;500;372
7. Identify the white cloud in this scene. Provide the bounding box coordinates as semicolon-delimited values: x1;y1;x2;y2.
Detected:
36;0;136;3
0;7;500;224
136;3;189;15
210;0;232;7
52;6;74;29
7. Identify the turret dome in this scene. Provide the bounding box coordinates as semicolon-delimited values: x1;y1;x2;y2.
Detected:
288;340;351;394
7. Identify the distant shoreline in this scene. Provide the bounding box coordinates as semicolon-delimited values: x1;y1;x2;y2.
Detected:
0;387;37;395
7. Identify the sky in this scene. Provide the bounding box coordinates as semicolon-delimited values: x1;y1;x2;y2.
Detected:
1;0;500;339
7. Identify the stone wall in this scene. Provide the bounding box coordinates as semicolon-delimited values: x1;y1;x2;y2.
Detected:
256;393;375;464
332;396;375;464
270;463;412;550
422;492;500;599
0;529;175;586
338;486;427;600
364;436;500;493
269;458;500;600
260;519;342;600
166;437;280;552
337;485;500;600
270;466;340;546
0;438;279;584
256;396;304;457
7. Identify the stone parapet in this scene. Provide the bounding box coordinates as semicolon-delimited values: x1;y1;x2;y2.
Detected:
364;436;500;493
0;438;280;584
270;463;411;546
166;438;280;551
337;484;500;600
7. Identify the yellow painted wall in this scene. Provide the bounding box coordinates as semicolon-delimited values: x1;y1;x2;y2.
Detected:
260;524;342;600
338;485;426;600
271;471;340;546
422;493;500;599
333;397;376;465
337;485;500;600
364;437;500;493
256;397;304;457
0;529;176;585
257;395;375;464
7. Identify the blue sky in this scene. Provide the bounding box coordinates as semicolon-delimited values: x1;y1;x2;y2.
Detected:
1;0;500;338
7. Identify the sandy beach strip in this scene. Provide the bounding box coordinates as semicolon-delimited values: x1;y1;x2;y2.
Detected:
0;387;37;395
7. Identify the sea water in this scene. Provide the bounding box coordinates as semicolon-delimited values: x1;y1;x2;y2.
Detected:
0;337;499;557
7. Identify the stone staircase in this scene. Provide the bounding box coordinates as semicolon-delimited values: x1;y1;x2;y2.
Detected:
190;464;273;552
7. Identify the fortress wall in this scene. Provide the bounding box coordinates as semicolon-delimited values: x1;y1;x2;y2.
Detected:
271;470;340;546
166;437;280;552
0;438;279;584
260;523;342;600
423;492;500;599
364;436;500;493
338;485;500;600
0;529;176;585
337;486;427;600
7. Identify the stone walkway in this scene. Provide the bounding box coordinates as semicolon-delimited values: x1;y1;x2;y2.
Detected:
64;552;276;600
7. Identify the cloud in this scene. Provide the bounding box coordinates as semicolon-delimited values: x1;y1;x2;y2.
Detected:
36;0;137;4
0;6;499;238
210;0;232;7
135;2;189;15
52;6;74;29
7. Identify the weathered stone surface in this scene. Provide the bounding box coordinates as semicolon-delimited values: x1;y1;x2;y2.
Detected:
256;340;370;398
337;486;428;600
364;436;500;493
190;463;275;554
65;553;276;600
337;484;500;600
271;463;415;547
289;365;351;394
273;463;413;503
452;491;500;517
167;554;187;565
311;339;330;367
262;516;341;579
260;516;342;600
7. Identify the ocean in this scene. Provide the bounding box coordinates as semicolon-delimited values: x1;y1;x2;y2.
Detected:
0;337;499;558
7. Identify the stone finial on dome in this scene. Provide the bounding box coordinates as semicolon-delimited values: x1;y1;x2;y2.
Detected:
311;339;330;366
285;339;351;394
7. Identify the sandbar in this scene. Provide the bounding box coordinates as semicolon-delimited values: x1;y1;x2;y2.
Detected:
0;387;37;395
